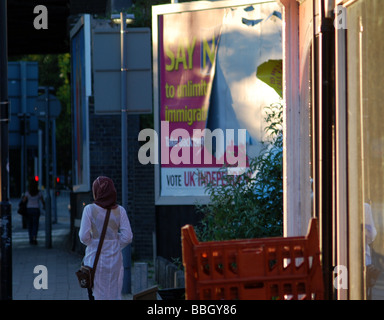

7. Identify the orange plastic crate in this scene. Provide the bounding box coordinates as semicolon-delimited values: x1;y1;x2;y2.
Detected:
182;218;323;300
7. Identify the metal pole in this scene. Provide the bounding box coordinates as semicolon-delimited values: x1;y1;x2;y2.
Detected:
120;12;131;295
38;129;43;190
20;62;27;195
44;87;52;248
0;0;12;300
51;119;57;224
19;112;26;194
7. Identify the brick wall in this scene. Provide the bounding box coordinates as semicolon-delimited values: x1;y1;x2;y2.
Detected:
88;112;155;260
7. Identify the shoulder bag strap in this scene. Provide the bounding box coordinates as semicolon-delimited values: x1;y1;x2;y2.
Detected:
92;207;111;273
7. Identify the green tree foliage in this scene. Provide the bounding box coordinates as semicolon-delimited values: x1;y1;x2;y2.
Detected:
128;0;202;28
55;53;71;179
127;0;170;27
195;102;283;241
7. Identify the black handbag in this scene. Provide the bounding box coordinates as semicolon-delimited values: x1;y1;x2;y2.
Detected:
17;197;28;216
76;208;111;296
76;265;94;289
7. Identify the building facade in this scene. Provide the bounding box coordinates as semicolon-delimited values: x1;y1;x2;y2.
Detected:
279;0;384;300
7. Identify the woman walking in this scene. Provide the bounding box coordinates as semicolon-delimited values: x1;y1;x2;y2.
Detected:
79;176;133;300
22;179;45;245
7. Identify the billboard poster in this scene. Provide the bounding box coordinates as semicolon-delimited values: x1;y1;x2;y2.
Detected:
70;14;91;192
153;1;282;204
159;9;227;198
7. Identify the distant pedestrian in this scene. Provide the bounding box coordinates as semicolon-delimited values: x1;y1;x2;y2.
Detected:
21;178;45;245
79;176;133;300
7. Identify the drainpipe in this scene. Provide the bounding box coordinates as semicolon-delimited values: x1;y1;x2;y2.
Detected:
316;0;336;300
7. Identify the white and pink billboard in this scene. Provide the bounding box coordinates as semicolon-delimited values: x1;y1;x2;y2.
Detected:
151;1;282;204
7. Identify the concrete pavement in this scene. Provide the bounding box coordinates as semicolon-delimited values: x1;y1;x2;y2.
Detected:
12;240;90;300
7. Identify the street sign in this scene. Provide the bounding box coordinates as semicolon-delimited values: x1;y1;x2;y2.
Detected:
8;61;39;147
92;25;152;114
35;93;62;118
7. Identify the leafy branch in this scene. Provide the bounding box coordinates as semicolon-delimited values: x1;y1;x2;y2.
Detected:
195;102;283;241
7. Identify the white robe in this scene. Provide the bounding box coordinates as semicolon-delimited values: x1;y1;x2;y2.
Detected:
79;203;133;300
